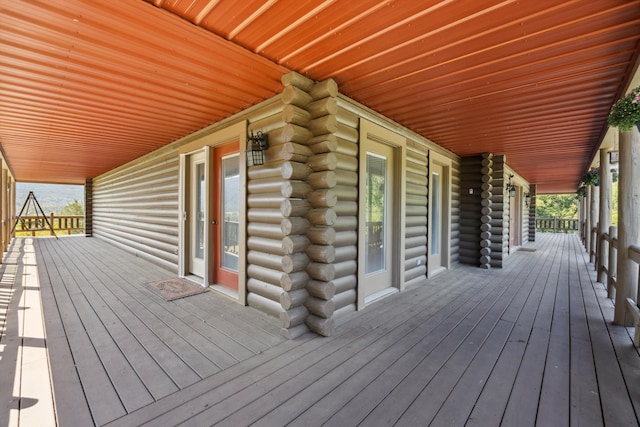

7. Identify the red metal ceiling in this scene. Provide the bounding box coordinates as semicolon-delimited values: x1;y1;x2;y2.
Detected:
1;0;639;193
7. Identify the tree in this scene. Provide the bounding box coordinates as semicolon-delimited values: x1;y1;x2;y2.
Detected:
61;199;84;216
535;194;577;219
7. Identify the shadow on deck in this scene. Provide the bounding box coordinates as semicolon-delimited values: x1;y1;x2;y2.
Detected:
1;233;639;426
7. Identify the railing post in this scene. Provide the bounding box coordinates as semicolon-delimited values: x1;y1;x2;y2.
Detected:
598;147;612;283
608;226;618;299
590;185;599;264
614;126;640;325
585;186;592;252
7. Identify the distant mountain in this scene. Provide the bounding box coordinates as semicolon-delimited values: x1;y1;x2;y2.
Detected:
16;183;84;215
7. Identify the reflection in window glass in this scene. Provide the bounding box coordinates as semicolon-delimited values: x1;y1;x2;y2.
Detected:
365;153;386;274
195;163;205;259
221;155;239;271
431;172;440;255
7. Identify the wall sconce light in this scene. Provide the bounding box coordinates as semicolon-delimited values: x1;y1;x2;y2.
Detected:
246;130;269;166
524;192;531;208
506;174;516;197
609;150;619;165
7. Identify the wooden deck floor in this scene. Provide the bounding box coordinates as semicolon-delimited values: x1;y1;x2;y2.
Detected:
2;233;640;426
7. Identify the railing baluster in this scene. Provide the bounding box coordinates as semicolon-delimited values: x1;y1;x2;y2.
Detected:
13;214;85;236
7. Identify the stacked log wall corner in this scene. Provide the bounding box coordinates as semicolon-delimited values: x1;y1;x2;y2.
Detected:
85;178;93;236
458;155;483;266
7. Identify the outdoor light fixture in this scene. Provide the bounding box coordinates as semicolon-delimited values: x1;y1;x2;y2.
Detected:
506;174;516;197
525;192;531;208
246;130;268;166
609;150;619;164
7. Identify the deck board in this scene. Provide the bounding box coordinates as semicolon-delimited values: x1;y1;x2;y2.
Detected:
465;235;555;426
427;235;559;427
2;233;639;426
536;234;572;426
34;236;287;425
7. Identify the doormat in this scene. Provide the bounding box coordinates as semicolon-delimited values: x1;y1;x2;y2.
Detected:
144;278;208;301
518;247;537;252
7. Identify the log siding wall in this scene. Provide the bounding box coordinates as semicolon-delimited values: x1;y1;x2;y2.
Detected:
91;71;537;338
93;149;180;272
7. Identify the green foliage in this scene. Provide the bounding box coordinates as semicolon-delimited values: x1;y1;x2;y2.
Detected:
61;199;84;215
581;168;599;186
608;86;640;131
536;194;578;219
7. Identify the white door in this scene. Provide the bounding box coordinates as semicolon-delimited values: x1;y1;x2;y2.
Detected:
363;142;395;301
189;152;206;278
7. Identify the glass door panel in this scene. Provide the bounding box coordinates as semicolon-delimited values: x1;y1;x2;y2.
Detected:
221;155;239;272
365;153;387;274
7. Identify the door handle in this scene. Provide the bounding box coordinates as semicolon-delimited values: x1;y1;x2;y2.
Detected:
212;220;218;225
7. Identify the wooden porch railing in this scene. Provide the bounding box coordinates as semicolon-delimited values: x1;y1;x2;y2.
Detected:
625;244;640;346
599;226;640;346
535;217;579;233
14;214;84;236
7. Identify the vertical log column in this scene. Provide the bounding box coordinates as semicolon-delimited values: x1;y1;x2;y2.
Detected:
584;186;592;252
577;193;583;243
1;167;6;252
246;72;313;338
458;155;482;266
589;183;599;264
489;155;506;268
85;178;93;237
597;149;612;283
479;153;493;269
614;127;640;325
304;79;359;337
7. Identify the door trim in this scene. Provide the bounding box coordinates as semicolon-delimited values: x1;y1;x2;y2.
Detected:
178;121;247;304
357;119;406;309
428;150;452;278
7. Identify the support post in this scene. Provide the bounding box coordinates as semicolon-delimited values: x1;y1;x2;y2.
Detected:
0;168;5;253
585;186;592;252
608;226;617;299
598;148;612;283
614;127;640;325
590;185;599;264
577;195;583;241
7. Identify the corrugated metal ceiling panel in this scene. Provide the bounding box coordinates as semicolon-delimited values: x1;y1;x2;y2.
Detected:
1;0;639;192
0;0;286;183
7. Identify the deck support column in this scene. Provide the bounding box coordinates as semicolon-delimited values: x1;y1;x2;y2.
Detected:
85;178;93;237
1;167;6;253
578;193;583;242
614;126;640;325
589;184;599;264
584;185;592;253
597;148;612;283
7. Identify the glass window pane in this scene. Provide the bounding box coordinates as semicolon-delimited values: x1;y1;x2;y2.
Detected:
366;153;386;274
431;172;440;255
221;155;239;271
195;163;205;259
